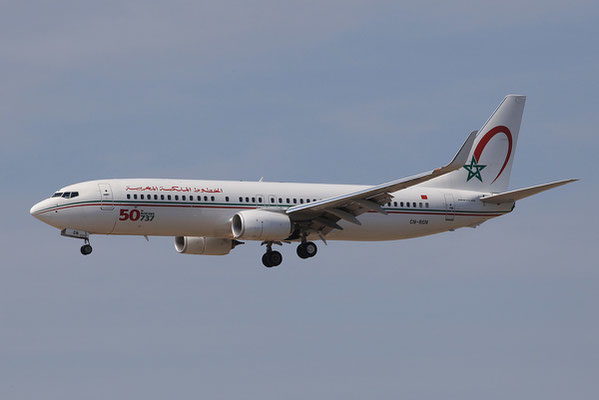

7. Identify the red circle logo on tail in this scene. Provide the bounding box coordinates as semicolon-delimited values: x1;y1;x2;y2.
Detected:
473;125;512;184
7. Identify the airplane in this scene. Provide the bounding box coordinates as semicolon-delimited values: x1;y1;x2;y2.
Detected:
30;95;576;267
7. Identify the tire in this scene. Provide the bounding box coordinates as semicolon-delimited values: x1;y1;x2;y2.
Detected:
304;242;317;257
269;251;283;267
80;244;92;255
297;244;310;259
262;253;273;268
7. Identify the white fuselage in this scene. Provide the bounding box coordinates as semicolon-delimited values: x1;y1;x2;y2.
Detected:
30;178;511;241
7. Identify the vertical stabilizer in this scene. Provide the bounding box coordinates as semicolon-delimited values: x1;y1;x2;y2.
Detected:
428;95;526;193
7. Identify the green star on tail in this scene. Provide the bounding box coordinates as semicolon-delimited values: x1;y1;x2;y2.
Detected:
463;156;486;182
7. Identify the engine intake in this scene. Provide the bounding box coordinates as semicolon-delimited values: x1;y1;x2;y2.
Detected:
231;210;292;241
174;236;238;255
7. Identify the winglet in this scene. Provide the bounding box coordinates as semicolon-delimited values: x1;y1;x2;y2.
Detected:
446;130;477;169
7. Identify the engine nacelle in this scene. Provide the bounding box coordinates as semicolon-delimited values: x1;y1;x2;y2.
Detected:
231;210;292;241
174;236;235;255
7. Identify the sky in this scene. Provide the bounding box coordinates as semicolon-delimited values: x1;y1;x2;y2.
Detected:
1;1;598;398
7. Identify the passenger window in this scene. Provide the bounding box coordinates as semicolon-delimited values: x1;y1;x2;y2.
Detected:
252;197;256;203
400;202;404;207
426;202;429;208
278;198;282;203
258;197;262;203
300;199;304;204
167;195;171;200
419;202;422;208
127;194;131;199
306;199;310;203
134;194;138;200
154;194;158;200
270;197;275;203
204;196;208;201
406;202;410;207
413;202;416;207
293;198;297;204
182;195;186;201
245;197;250;202
225;196;229;202
175;195;179;200
161;195;165;200
394;201;397;207
286;198;290;204
211;196;215;201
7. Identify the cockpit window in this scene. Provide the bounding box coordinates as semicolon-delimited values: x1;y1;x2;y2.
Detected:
57;191;79;199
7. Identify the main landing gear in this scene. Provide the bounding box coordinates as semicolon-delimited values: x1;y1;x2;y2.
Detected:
297;241;317;259
261;240;319;267
262;242;283;268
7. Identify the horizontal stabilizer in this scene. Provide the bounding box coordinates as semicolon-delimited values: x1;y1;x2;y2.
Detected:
480;179;578;204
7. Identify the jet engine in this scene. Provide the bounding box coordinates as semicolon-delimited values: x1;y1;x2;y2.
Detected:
231;210;292;241
174;236;239;255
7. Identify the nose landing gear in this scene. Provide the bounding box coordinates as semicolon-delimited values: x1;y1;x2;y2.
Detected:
80;241;93;255
60;229;92;256
61;229;93;256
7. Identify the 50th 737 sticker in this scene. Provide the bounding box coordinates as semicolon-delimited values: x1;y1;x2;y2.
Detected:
119;209;155;222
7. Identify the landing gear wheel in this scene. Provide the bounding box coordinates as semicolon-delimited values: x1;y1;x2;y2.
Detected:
297;242;317;259
304;241;317;257
262;251;282;267
80;244;93;255
269;251;283;267
297;244;309;259
262;253;274;268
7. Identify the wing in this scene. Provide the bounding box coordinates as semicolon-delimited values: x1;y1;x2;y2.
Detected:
285;130;477;236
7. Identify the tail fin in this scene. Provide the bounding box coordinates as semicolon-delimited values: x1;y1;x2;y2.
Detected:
429;95;526;193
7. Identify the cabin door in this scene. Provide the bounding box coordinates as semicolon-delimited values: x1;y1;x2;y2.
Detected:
98;183;114;211
444;193;455;221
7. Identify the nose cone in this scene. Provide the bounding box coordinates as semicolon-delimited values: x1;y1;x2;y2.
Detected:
30;198;57;225
30;201;44;217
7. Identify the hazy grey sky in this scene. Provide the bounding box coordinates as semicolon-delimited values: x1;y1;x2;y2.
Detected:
1;1;597;399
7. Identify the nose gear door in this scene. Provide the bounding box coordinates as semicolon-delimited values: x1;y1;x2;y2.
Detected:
98;183;114;210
